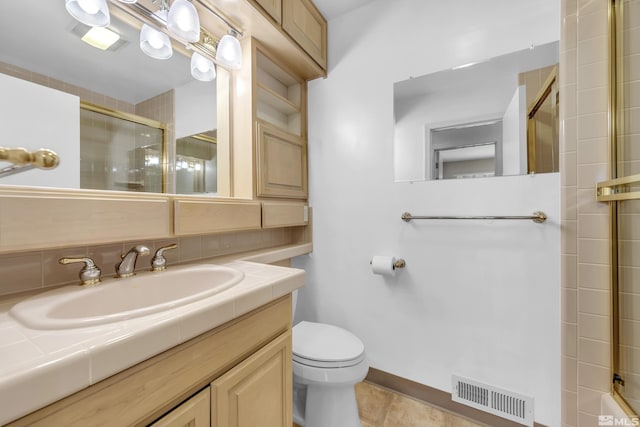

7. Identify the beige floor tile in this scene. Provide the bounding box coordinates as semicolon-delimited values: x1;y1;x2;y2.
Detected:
356;381;394;424
382;394;447;427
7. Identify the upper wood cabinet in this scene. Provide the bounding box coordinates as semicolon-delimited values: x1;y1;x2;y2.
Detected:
282;0;327;69
249;0;327;70
253;0;282;24
256;120;307;199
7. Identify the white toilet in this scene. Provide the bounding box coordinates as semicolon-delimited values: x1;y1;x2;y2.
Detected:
291;294;369;427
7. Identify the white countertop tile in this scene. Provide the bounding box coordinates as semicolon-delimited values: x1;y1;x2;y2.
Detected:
0;260;305;425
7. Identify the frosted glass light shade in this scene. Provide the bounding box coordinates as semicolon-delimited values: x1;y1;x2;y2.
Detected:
167;0;200;42
65;0;110;27
215;33;242;70
191;52;216;82
140;24;173;59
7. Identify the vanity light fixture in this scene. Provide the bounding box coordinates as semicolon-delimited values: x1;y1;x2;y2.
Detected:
191;52;216;81
215;30;242;70
140;10;173;59
65;0;110;27
167;0;201;42
82;26;121;50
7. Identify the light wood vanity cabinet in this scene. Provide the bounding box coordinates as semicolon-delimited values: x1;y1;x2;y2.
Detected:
211;331;291;427
151;331;291;427
150;388;211;427
8;297;292;427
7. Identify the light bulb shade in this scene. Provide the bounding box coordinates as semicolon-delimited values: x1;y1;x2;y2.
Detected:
65;0;110;27
140;24;173;59
191;52;216;82
167;0;200;42
215;33;242;70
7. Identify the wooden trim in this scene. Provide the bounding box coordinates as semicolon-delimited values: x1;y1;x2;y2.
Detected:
8;295;292;427
366;368;548;427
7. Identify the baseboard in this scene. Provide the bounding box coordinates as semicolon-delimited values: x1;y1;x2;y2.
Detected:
365;367;547;427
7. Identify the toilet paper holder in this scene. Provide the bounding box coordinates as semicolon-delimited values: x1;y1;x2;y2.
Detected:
369;258;406;269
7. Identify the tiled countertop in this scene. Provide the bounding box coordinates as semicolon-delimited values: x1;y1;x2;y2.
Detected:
0;255;306;425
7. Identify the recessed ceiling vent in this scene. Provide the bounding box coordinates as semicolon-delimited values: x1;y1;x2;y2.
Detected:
452;375;534;427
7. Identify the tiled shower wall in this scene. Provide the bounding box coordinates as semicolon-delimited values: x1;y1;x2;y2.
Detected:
561;0;612;426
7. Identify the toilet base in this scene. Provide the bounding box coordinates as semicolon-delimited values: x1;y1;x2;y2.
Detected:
302;384;362;427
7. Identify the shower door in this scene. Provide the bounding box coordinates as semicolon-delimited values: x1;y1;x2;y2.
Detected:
596;0;640;416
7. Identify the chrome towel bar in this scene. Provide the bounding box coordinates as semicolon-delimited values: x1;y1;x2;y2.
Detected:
401;211;547;224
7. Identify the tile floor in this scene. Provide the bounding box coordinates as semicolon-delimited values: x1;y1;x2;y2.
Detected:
294;381;486;427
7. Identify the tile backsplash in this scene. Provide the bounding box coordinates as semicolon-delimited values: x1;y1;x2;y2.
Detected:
0;228;295;298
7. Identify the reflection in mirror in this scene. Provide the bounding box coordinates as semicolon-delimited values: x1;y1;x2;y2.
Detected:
431;121;501;179
393;41;559;182
80;103;165;192
176;131;217;194
0;0;227;195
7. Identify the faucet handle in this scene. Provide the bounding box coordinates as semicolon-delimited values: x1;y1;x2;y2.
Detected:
151;243;177;272
59;257;102;286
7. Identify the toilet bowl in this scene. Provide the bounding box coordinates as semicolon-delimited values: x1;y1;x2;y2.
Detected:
292;321;369;427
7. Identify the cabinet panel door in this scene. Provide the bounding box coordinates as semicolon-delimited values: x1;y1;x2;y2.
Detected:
282;0;327;69
210;331;292;427
150;388;211;427
256;120;307;199
253;0;282;23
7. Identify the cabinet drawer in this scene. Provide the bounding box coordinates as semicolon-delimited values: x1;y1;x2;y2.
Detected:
256;120;307;199
282;0;327;69
173;199;261;235
262;201;308;228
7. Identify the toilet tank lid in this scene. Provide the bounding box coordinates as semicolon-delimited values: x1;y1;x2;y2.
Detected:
292;321;365;362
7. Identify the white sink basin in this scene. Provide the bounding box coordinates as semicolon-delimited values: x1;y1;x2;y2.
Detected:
10;264;244;330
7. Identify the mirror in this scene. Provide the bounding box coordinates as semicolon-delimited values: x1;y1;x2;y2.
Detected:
393;41;559;182
0;0;228;195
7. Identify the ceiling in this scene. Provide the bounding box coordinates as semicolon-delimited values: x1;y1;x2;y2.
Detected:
312;0;377;21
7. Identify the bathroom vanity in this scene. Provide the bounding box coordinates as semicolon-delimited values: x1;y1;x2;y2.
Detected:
0;260;304;426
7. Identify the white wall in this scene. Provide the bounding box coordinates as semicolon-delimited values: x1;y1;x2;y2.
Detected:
502;85;527;176
0;73;79;188
293;0;561;425
175;79;217;139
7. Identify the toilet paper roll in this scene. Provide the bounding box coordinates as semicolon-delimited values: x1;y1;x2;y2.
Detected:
371;256;396;276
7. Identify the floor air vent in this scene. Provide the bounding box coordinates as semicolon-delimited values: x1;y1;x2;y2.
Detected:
452;375;534;427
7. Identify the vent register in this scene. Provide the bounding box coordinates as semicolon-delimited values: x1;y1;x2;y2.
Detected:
452;375;534;427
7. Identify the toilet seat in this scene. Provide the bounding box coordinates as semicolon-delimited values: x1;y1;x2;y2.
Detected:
293;321;365;368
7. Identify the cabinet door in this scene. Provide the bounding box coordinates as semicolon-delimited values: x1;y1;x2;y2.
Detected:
253;0;282;24
150;388;211;427
210;331;292;427
282;0;327;69
256;120;307;199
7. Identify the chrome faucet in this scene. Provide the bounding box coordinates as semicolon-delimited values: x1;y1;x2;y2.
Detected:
151;243;177;272
115;245;150;278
